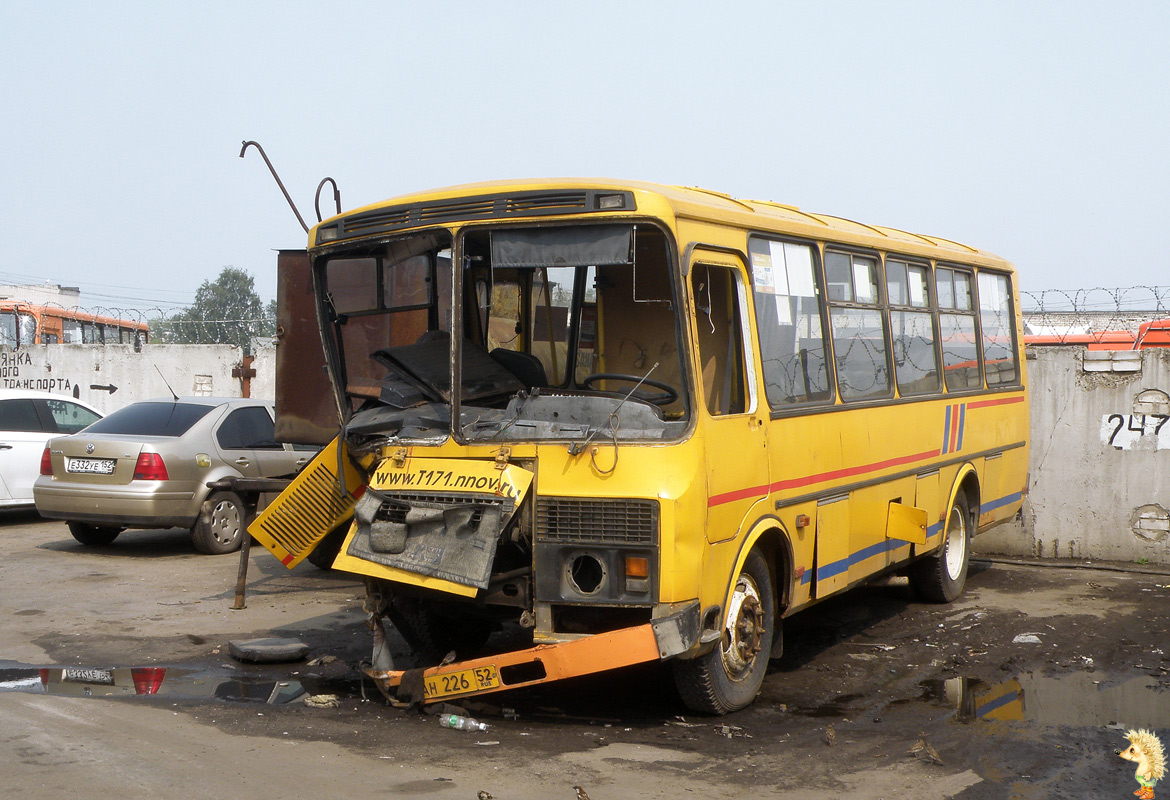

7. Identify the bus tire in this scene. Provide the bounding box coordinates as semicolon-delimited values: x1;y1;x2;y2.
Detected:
307;524;348;570
68;521;123;546
388;597;493;665
191;491;247;555
911;491;972;603
672;548;774;715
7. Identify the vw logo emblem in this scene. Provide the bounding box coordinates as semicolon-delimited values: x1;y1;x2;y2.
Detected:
85;444;95;454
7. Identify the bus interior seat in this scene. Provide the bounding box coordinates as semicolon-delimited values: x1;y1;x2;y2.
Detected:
490;348;547;389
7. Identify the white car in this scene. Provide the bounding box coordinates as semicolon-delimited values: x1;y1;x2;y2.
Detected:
0;389;102;508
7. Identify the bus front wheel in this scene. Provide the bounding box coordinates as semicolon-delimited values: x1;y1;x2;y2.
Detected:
673;548;774;715
911;491;972;603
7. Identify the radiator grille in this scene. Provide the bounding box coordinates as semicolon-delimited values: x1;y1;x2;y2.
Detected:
372;492;511;524
536;497;658;545
251;460;355;556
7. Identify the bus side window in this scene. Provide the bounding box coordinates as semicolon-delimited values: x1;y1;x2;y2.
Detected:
826;251;891;402
978;271;1019;386
748;238;832;406
938;267;981;390
888;259;940;396
691;264;747;416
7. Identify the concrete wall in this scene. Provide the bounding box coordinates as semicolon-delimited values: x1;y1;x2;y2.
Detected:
977;346;1170;565
0;343;275;416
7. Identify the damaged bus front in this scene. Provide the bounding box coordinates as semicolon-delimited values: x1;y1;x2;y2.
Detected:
251;186;719;709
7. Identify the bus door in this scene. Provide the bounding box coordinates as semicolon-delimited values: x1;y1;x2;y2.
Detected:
688;252;768;545
274;250;338;446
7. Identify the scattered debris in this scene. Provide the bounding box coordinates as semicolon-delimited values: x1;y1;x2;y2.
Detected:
715;724;752;739
304;694;340;709
574;786;592;800
1013;634;1043;644
475;741;500;746
305;655;338;666
477;791;494;800
824;725;836;746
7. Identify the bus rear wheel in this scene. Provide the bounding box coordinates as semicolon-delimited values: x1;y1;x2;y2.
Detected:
911;491;972;602
673;548;774;715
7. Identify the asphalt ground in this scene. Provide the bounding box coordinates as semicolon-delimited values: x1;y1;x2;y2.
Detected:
2;510;1168;799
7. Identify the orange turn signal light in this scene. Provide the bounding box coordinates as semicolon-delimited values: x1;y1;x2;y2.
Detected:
624;556;649;579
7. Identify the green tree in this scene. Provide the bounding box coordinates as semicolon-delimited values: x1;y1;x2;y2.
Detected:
156;267;268;352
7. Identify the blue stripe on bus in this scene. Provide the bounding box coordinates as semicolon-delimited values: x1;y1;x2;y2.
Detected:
957;404;966;450
975;687;1021;718
806;490;1022;586
980;492;1022;514
941;405;952;455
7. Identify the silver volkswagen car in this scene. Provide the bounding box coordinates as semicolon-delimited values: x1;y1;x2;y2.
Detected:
34;397;313;554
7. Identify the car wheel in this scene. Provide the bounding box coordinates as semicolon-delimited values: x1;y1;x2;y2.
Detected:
67;522;123;546
673;548;775;715
192;491;249;555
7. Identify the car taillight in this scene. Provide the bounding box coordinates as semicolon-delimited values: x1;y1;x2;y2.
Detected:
40;448;54;476
131;667;167;695
133;453;169;481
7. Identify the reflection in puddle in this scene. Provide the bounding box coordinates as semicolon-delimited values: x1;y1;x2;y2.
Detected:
925;672;1170;728
0;666;358;705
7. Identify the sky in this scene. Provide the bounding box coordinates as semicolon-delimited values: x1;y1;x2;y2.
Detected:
3;1;1168;318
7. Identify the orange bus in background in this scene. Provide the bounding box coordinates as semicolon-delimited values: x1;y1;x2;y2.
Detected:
0;302;149;348
1023;319;1170;350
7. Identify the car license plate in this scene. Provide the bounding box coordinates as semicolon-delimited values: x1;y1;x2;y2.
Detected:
423;665;500;699
62;667;114;685
66;458;116;475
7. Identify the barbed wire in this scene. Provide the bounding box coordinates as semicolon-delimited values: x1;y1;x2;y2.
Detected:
1021;285;1170;341
0;301;276;349
14;284;1170;351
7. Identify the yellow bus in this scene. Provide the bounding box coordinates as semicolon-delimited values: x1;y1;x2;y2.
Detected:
251;179;1028;714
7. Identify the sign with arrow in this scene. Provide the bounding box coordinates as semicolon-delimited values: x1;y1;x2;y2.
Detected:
89;384;119;394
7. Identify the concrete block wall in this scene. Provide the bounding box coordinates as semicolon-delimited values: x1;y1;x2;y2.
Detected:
1;343;261;416
976;346;1170;565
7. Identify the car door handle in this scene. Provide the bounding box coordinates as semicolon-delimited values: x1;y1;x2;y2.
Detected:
234;457;250;466
0;444;11;450
295;458;309;466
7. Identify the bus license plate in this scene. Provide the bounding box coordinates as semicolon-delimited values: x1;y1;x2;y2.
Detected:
62;667;114;685
423;665;500;699
66;458;116;475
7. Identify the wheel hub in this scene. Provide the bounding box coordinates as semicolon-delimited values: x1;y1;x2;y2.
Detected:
722;579;765;675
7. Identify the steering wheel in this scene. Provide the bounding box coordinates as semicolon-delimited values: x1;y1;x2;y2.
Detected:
581;373;679;406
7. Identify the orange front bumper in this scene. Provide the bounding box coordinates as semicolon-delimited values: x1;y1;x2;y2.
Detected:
367;604;701;705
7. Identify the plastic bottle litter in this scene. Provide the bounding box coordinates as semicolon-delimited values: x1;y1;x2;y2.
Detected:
439;713;488;732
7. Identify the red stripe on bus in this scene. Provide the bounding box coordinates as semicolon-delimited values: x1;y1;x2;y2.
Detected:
708;448;940;507
966;395;1025;409
949;404;961;453
707;484;770;506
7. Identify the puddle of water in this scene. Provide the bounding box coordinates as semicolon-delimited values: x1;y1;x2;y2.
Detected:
0;665;361;705
923;671;1170;728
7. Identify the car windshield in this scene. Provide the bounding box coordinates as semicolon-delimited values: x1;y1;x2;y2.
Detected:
83;402;216;437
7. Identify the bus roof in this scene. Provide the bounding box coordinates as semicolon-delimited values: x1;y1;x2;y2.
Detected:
314;178;1011;269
